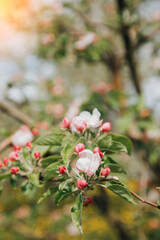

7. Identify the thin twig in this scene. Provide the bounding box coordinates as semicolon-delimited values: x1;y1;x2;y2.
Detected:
130;190;160;209
97;177;160;210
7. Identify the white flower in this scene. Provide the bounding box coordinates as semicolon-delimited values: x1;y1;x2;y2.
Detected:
71;108;102;131
11;127;33;146
79;108;102;128
76;149;101;176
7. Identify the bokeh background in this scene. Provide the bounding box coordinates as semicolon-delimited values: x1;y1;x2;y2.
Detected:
0;0;160;239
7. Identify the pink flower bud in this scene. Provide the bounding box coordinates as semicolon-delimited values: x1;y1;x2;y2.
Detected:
74;144;85;155
3;158;9;166
58;165;67;175
10;167;19;174
13;145;21;151
75;120;87;132
100;122;111;133
93;147;103;158
9;151;19;161
0;162;3;168
32;128;40;136
26;141;32;149
100;167;111;177
76;180;88;189
86;197;93;204
62;117;71;129
34;151;41;159
21;125;30;131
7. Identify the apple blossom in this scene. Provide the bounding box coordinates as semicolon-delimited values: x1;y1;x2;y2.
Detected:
58;165;67;175
9;151;19;161
13;145;21;151
76;149;101;176
100;167;111;177
11;126;33;146
3;158;9;166
10;167;19;175
93;147;103;158
71;108;102;132
34;151;41;159
62;117;71;129
71;117;87;132
32;128;40;136
74;144;85;155
76;180;88;189
26;141;32;149
100;122;111;133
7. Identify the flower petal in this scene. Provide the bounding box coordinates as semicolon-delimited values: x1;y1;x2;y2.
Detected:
76;157;90;173
79;111;91;124
92;108;101;119
79;149;94;159
87;152;101;176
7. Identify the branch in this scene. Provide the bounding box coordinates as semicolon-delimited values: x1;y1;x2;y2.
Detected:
0;101;34;126
0;135;13;153
116;0;141;94
130;190;160;209
99;177;160;210
0;101;35;153
73;7;118;32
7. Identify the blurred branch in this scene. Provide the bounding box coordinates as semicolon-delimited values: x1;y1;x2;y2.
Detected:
0;101;35;153
116;0;141;94
0;101;34;126
73;7;118;32
0;135;13;153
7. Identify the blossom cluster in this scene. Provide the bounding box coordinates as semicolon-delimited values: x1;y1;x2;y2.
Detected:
62;108;111;133
59;108;112;195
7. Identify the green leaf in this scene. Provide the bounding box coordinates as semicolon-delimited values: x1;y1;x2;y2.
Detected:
107;140;128;154
105;163;126;174
10;174;20;189
110;133;132;155
55;190;72;205
59;179;75;192
21;180;34;194
41;155;61;167
61;143;73;166
38;186;58;203
22;148;30;161
28;171;44;188
44;162;61;180
35;129;65;146
71;194;83;234
98;133;132;155
49;146;61;154
61;134;78;148
0;172;11;180
98;134;112;151
106;181;137;205
103;156;126;174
